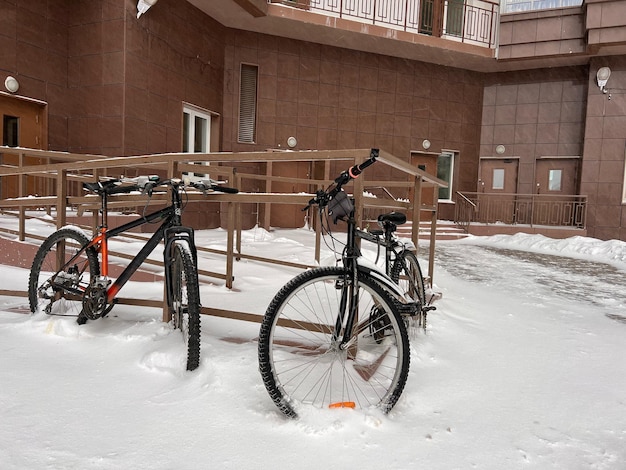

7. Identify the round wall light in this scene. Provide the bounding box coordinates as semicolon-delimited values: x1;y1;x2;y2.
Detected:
495;144;506;155
287;136;297;148
4;76;19;93
422;139;431;150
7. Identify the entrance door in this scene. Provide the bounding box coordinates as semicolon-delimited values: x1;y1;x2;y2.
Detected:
478;158;519;223
534;157;579;225
0;95;46;198
535;158;578;195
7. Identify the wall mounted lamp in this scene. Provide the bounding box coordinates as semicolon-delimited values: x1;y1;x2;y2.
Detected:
495;144;505;155
287;136;297;148
137;0;158;18
4;76;19;93
422;139;431;150
597;67;611;93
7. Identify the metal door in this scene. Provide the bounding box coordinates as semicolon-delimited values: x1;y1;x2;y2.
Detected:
533;157;580;226
478;158;519;223
0;95;46;199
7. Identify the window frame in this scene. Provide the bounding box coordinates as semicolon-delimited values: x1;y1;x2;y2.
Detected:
238;63;258;144
492;168;505;190
437;151;455;202
2;115;19;147
182;103;212;178
183;104;211;154
548;169;563;192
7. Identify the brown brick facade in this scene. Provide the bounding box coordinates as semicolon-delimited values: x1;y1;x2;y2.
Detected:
1;0;625;239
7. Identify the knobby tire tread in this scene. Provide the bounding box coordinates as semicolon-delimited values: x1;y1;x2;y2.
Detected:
390;250;425;305
28;228;100;315
170;242;201;371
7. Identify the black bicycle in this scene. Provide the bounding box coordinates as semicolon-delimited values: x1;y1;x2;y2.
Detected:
28;175;237;371
357;212;435;331
258;149;414;418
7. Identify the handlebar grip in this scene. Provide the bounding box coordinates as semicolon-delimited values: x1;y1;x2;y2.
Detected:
348;148;378;178
108;184;140;195
212;185;239;194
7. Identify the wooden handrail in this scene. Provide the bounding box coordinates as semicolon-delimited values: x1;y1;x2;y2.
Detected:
0;146;447;322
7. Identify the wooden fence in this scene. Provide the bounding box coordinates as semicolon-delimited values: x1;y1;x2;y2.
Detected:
0;146;446;323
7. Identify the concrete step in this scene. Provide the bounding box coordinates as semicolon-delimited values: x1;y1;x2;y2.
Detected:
395;221;469;241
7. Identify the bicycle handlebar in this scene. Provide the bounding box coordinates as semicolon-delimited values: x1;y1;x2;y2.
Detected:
188;178;239;194
83;175;239;196
303;148;379;210
335;148;379;186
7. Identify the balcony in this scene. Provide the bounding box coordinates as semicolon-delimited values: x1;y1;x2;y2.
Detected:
455;192;587;237
270;0;500;47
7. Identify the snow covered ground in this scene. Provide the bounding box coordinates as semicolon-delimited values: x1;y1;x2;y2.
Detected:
0;224;625;469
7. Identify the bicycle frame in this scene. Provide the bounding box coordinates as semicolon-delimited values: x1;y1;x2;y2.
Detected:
357;220;409;276
70;185;198;307
331;199;410;347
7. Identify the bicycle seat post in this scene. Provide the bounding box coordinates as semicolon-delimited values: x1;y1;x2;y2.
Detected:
98;188;110;278
384;222;396;243
99;190;109;231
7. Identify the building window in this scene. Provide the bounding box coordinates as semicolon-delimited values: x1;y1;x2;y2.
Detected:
492;169;505;190
502;0;582;13
437;152;454;201
2;115;19;147
183;104;211;177
238;64;258;144
445;0;464;37
548;169;562;191
183;106;210;153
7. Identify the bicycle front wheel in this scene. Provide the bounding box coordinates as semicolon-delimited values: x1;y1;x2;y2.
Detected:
28;228;100;317
168;241;201;371
258;267;410;418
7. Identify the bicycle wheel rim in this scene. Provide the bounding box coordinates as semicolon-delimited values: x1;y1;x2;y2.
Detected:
392;251;425;305
259;267;409;418
29;229;98;317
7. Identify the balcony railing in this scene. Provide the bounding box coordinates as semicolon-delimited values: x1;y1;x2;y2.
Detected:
455;191;587;231
270;0;499;47
501;0;583;14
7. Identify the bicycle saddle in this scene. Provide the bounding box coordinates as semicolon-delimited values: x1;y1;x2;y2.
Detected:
377;212;407;225
83;180;136;195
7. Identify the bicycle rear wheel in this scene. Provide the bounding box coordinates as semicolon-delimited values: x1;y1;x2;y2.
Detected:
168;241;201;371
28;228;100;317
391;250;426;329
258;266;410;418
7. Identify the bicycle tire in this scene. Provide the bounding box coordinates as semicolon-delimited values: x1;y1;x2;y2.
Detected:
168;241;201;371
258;266;410;418
28;228;100;317
390;250;426;328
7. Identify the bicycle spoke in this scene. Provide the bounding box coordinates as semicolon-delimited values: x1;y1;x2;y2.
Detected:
259;267;409;418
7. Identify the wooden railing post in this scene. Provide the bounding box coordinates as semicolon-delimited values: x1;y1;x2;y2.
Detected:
263;161;272;230
234;170;242;260
225;201;235;289
56;169;67;229
411;175;422;250
429;184;439;285
18;152;26;241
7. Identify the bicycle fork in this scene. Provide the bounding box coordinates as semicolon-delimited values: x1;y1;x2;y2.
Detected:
331;268;360;353
163;226;199;322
